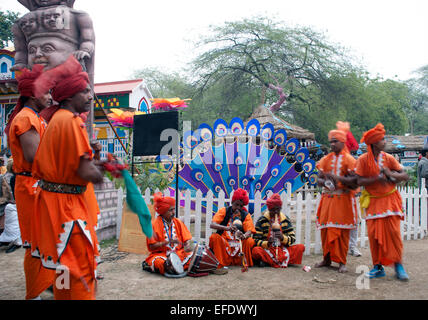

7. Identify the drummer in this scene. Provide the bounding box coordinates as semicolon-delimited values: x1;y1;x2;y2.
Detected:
143;192;194;276
209;188;256;271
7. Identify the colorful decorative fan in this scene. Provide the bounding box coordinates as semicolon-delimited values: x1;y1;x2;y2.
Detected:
107;108;145;129
151;97;191;111
157;116;318;214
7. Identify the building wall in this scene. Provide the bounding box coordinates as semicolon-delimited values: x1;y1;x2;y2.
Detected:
94;178;123;241
130;82;153;113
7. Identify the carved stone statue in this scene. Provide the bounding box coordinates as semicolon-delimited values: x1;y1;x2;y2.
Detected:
11;0;95;85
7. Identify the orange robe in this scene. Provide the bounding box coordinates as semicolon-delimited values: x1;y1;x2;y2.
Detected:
355;151;404;266
209;207;256;268
316;150;358;265
145;216;193;275
8;106;54;299
31;109;99;300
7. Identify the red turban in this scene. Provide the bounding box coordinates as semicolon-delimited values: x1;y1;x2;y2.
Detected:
153;192;175;215
346;131;359;152
266;193;282;210
333;121;359;153
360;123;386;176
5;64;45;137
231;188;249;206
34;55;89;103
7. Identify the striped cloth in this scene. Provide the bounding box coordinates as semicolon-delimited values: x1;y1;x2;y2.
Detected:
253;211;296;249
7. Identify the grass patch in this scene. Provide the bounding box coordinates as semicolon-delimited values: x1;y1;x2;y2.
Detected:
100;237;118;249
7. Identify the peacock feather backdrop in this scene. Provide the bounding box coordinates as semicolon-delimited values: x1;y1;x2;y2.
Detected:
157;116;318;214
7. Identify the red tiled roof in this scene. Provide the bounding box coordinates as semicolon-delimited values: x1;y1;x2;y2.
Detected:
94;79;143;95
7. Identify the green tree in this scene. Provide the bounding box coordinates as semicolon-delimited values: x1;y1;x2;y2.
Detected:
132;67;193;100
405;66;428;135
0;10;19;48
192;16;356;113
132;16;417;146
289;72;409;144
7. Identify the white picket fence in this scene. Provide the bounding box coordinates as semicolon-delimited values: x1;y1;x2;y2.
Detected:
136;179;428;256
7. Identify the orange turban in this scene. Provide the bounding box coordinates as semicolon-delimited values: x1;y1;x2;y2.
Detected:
153;192;175;215
266;193;282;210
360;123;386;176
232;188;249;206
328;130;347;143
334;121;359;152
361;123;386;145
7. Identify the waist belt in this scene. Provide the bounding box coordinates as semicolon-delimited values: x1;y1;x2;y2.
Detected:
39;180;86;195
359;188;397;219
16;171;32;177
322;189;350;196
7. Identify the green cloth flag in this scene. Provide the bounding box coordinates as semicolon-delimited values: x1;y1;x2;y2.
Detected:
122;169;153;238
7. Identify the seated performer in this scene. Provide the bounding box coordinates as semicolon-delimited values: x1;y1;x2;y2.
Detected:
143;192;194;276
252;193;305;268
209;188;255;271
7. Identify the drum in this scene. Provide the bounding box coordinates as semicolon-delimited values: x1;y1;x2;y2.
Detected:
187;243;219;275
165;251;184;275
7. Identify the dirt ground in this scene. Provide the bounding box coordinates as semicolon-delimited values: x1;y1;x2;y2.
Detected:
1;238;427;300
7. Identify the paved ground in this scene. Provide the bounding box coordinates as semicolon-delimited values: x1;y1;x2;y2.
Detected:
1;238;427;300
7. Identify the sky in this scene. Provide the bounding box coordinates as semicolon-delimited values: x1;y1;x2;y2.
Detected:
2;0;428;84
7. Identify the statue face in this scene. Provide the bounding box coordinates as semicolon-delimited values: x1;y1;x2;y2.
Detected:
41;7;63;31
19;12;38;35
28;37;77;69
33;0;63;7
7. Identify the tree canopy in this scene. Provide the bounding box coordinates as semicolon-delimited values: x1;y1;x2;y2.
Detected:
192;16;356;113
0;9;19;49
132;16;427;145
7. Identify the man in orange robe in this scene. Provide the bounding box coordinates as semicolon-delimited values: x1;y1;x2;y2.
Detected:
209;188;256;271
6;65;55;300
314;128;358;273
144;193;194;276
40;96;102;270
252;193;305;268
356;123;409;281
31;56;105;299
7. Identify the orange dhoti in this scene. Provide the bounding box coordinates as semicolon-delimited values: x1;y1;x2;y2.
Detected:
23;250;55;300
147;250;193;275
15;175;55;300
320;228;350;265
209;233;255;268
52;227;97;300
251;244;305;268
366;215;402;266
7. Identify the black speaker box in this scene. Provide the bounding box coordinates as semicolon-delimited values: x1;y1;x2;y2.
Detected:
132;111;179;156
